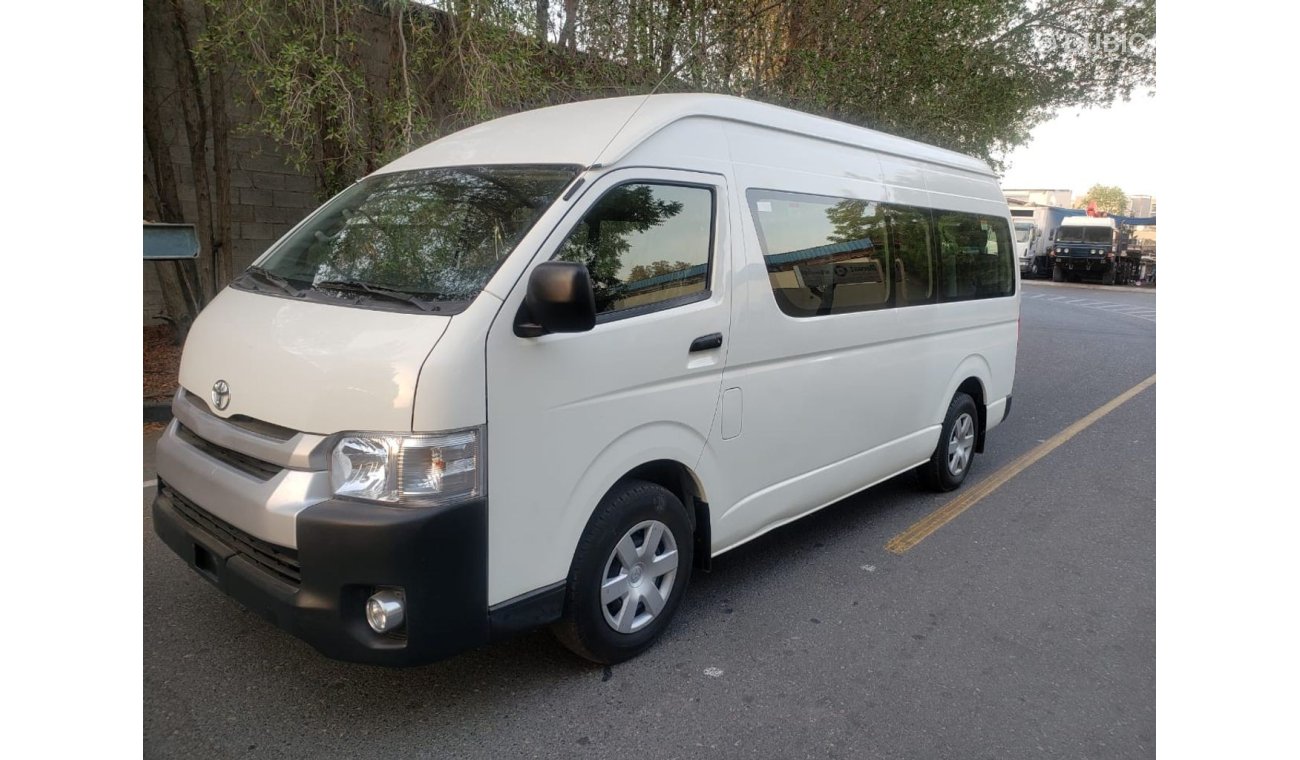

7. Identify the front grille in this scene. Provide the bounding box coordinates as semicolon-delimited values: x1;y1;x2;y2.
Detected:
183;390;297;441
176;424;282;481
162;482;302;586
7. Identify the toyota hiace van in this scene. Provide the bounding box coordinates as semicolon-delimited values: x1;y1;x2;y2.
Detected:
152;94;1019;665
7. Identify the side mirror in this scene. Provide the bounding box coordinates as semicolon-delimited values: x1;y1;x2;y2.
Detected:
514;261;597;338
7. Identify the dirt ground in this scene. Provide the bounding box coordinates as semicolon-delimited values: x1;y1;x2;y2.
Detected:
144;325;182;402
144;325;182;433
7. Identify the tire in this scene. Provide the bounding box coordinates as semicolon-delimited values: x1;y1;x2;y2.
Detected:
1030;260;1042;278
919;392;979;492
1102;264;1116;286
552;479;694;664
1051;263;1064;282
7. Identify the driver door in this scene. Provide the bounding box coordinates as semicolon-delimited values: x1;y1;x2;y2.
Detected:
484;167;732;605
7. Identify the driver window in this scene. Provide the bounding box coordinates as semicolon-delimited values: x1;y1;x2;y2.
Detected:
553;183;714;316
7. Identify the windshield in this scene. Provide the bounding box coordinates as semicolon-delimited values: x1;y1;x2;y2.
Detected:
1014;222;1034;242
1057;225;1113;244
239;165;579;311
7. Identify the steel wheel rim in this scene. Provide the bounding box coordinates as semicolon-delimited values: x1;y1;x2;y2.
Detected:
947;412;976;477
600;519;679;634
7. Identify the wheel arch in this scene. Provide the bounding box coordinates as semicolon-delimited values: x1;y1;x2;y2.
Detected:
937;356;992;454
551;421;713;591
621;459;712;571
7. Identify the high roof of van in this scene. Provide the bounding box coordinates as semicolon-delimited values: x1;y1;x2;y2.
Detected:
376;94;994;178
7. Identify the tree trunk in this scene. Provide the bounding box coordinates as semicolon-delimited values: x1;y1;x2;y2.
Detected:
625;0;637;64
144;2;202;342
560;0;577;50
204;0;235;290
168;0;217;302
659;0;683;77
536;0;549;45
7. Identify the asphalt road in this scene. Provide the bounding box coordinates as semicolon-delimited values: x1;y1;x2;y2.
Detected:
143;281;1156;759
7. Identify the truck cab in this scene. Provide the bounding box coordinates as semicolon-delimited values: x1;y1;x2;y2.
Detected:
1050;216;1120;284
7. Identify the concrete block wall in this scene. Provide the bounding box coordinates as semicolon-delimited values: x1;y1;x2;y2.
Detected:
143;126;324;324
143;0;381;325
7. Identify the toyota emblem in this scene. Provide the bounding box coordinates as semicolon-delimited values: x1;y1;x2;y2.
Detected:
211;380;231;411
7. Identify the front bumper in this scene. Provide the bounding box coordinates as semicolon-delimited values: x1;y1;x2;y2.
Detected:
152;481;489;665
1056;256;1109;271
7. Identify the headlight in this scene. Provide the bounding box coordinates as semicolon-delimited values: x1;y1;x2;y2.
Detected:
330;428;482;506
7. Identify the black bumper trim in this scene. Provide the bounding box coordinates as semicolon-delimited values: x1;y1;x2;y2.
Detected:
488;581;566;641
163;483;301;585
152;482;490;666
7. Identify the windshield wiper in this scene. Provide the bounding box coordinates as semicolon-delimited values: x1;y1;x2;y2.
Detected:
312;280;442;312
241;266;305;297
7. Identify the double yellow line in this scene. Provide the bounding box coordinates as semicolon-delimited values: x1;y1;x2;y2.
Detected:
885;374;1157;555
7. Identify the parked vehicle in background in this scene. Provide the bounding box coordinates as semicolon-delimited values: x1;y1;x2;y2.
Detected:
1013;219;1037;275
1050;216;1135;285
1010;204;1074;279
151;94;1019;667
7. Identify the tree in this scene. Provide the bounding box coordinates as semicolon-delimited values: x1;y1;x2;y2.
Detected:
1077;184;1129;215
146;0;1157;332
566;0;1156;167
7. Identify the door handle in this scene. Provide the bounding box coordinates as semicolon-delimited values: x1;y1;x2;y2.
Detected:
689;333;724;353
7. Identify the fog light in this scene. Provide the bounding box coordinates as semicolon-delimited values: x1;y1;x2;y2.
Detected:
366;589;406;633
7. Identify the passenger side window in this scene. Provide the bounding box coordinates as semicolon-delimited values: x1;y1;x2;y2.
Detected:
887;206;934;306
554;183;714;316
934;211;1015;301
747;190;891;317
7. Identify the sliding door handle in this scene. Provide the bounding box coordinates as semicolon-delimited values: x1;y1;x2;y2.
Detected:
689;333;724;353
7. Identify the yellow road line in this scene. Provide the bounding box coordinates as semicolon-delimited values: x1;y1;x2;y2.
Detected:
885;373;1157;555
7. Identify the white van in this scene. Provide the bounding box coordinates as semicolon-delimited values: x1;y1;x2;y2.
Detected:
153;94;1019;665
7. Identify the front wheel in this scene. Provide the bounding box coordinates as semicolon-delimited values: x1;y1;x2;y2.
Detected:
1102;264;1116;285
919;392;979;492
1052;263;1065;282
552;480;694;664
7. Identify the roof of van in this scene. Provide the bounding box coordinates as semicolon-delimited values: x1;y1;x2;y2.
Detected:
375;94;994;178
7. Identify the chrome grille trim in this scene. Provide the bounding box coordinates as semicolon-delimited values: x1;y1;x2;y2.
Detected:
171;388;331;471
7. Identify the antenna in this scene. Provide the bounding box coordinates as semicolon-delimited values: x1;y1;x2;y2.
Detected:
584;0;788;166
588;25;718;167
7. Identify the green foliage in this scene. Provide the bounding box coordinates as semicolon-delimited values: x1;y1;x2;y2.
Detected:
199;0;376;194
194;0;1156;196
1077;184;1129;214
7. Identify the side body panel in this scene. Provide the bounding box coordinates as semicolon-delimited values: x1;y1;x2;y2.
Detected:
700;121;1019;554
483;152;733;605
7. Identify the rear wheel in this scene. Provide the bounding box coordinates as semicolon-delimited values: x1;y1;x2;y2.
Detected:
552;479;694;664
919;392;979;492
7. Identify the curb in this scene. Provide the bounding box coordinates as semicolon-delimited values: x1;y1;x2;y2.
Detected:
145;402;173;424
1022;279;1156;294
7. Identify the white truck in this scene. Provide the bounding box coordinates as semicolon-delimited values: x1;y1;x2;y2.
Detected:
1010;204;1077;279
1013;218;1037;275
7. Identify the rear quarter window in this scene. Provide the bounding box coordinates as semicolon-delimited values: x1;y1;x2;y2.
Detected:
934;211;1015;301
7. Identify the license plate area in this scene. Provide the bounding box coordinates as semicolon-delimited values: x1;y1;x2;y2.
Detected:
193;543;221;585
